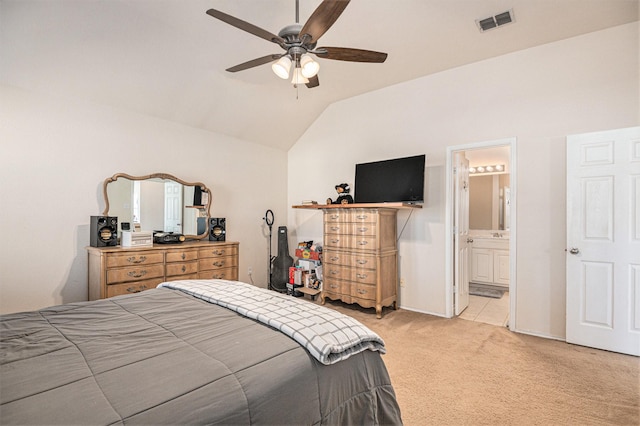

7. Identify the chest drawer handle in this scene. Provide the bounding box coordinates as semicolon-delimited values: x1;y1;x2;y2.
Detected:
356;215;368;220
212;250;225;256
329;214;339;220
126;285;147;293
357;227;368;233
357;288;368;295
181;265;186;273
356;259;368;265
330;256;339;261
181;253;186;260
357;240;368;246
127;270;147;278
329;270;340;275
356;273;368;279
330;284;339;289
330;226;340;231
330;239;340;244
213;261;225;267
212;273;226;279
126;256;147;264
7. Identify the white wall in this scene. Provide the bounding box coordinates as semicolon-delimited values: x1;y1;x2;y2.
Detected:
0;85;288;314
288;23;639;339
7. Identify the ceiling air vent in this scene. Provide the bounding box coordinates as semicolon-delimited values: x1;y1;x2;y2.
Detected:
476;9;515;32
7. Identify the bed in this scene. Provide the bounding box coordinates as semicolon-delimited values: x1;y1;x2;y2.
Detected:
0;279;402;425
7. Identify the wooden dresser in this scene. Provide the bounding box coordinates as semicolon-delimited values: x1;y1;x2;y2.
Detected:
87;240;239;300
293;203;421;318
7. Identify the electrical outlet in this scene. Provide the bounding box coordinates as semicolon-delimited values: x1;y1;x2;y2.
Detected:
248;266;253;275
400;278;405;287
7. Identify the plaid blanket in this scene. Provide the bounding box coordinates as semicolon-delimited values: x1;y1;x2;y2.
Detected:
157;279;386;365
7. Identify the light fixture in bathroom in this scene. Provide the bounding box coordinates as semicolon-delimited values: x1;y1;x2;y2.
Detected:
469;164;505;174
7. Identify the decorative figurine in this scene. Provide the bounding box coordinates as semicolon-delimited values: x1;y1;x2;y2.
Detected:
327;183;354;205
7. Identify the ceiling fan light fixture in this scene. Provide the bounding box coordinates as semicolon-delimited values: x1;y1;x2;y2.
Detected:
300;53;320;78
272;55;292;79
291;67;309;85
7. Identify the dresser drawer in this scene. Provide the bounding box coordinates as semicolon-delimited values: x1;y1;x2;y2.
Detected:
324;264;350;281
349;236;378;251
165;249;198;263
352;253;377;269
198;256;238;271
106;251;163;268
324;222;349;235
198;245;238;259
349;210;379;224
324;234;348;249
198;267;238;280
324;249;349;266
106;264;164;284
323;278;346;295
166;261;198;277
352;268;377;285
351;283;376;301
324;211;348;223
106;278;165;298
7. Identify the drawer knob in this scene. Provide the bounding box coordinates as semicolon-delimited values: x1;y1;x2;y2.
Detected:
330;214;339;220
330;270;340;275
357;240;368;246
357;227;368;233
181;253;186;260
212;273;226;279
356;259;368;265
356;273;368;279
330;239;340;244
126;256;147;264
127;270;147;278
356;215;368;220
213;261;225;267
181;265;186;272
330;284;339;289
212;250;225;255
330;256;339;261
357;288;368;294
331;226;339;231
126;284;147;293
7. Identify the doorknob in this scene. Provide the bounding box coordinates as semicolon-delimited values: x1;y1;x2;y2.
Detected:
568;247;580;255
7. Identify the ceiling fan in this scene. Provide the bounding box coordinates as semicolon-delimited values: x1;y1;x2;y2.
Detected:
206;0;388;88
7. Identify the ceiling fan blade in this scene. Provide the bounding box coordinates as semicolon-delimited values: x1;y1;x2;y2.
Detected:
314;47;388;63
206;9;285;45
226;54;282;73
299;0;351;44
306;75;319;88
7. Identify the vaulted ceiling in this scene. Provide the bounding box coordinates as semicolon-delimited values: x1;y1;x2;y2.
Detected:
2;0;638;150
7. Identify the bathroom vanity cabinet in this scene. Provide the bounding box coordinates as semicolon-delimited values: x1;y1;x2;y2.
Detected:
469;237;509;287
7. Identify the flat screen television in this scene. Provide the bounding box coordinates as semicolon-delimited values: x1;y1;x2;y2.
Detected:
354;154;425;204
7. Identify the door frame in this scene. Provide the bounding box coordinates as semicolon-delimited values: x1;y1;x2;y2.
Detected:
445;137;518;330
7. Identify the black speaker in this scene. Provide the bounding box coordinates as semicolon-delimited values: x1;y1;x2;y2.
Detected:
209;218;226;241
90;216;118;247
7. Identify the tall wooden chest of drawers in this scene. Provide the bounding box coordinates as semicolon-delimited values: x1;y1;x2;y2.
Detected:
321;208;398;318
87;241;239;300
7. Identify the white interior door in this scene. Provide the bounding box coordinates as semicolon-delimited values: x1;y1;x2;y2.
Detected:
164;182;182;233
454;152;470;315
566;126;640;356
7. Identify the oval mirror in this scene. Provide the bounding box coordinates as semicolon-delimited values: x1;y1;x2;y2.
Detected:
102;173;211;240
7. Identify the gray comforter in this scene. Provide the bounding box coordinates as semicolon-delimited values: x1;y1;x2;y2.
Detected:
1;287;402;425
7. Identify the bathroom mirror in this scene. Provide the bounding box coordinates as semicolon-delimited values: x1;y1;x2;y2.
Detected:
102;173;211;239
469;174;510;231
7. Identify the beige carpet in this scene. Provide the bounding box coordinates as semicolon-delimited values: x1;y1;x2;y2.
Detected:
324;301;639;426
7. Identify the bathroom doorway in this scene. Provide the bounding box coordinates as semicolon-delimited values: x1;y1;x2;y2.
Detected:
445;138;517;329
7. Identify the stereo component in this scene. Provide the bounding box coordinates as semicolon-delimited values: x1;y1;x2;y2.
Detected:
121;231;153;248
209;218;226;241
90;216;118;247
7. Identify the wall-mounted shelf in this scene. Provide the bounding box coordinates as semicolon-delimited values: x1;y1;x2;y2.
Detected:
292;203;422;210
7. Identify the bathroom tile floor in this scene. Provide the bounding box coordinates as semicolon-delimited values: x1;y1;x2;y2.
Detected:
459;291;510;327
